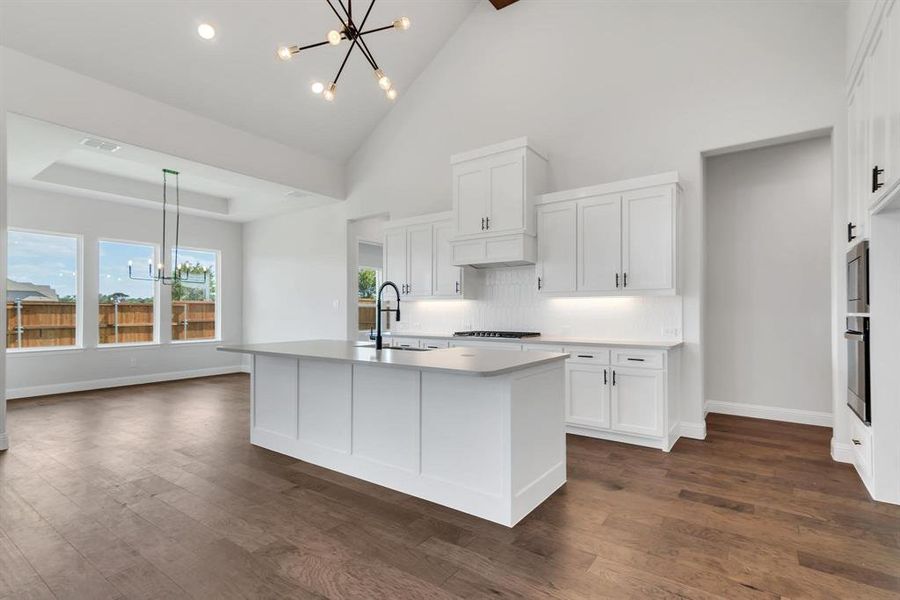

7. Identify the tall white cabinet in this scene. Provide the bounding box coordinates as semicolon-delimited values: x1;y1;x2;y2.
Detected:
535;173;679;296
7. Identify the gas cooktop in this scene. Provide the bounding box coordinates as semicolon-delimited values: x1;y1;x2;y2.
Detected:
453;331;541;339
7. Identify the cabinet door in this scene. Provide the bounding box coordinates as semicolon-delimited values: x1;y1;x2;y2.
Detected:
486;151;525;233
622;186;674;292
850;63;870;241
578;194;621;292
868;19;891;206
888;0;900;194
566;364;610;430
536;203;577;293
433;221;461;297
406;224;433;298
610;368;664;437
454;163;488;236
383;228;407;290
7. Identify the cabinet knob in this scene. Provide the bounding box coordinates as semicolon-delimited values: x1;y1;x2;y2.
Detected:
481;217;485;231
604;369;608;385
455;281;460;294
485;217;490;230
612;370;616;386
537;276;542;290
848;222;857;243
852;439;861;446
623;273;628;288
615;273;619;288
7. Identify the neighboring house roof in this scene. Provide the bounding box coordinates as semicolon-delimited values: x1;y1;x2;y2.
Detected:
6;279;59;302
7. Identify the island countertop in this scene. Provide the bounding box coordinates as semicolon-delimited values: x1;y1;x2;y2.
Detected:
218;340;568;377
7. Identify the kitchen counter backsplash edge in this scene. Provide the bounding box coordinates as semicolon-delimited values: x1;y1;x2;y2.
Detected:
383;332;683;349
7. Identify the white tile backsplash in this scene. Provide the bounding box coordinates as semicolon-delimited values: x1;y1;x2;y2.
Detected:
395;265;682;340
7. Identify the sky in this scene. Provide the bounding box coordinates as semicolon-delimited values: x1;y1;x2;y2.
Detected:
8;231;216;301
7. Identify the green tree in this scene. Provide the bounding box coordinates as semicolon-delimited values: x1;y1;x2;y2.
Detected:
358;268;376;299
172;263;215;301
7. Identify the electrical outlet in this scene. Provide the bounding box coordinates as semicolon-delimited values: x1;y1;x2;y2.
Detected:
129;357;138;369
662;327;680;339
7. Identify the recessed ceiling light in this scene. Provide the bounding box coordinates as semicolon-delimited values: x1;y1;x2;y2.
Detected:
197;23;216;40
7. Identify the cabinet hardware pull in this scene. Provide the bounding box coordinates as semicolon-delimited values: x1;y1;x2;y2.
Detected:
486;217;490;229
455;281;460;294
848;222;857;243
604;369;608;385
577;354;593;358
612;370;616;385
872;165;885;193
852;439;861;446
623;273;628;288
627;358;645;362
615;273;619;288
537;276;542;290
481;217;485;231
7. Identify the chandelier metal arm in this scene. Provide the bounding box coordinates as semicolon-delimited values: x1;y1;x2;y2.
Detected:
358;24;393;36
332;38;361;85
325;0;349;29
355;36;379;70
297;39;333;52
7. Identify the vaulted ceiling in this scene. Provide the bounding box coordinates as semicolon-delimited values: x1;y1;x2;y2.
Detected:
0;0;478;162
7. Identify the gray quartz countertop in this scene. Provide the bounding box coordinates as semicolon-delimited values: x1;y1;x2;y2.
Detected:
218;340;568;377
385;332;683;349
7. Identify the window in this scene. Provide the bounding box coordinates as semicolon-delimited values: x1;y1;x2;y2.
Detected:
358;266;379;332
99;241;156;345
7;230;79;350
171;247;218;341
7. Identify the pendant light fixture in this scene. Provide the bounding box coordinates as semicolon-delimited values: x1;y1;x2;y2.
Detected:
276;0;409;102
128;168;207;286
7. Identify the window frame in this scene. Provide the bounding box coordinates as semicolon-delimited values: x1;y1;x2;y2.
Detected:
97;238;161;347
169;245;222;344
6;227;84;353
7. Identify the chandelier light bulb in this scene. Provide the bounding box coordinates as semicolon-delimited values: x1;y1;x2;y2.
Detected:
197;23;216;40
311;81;325;94
323;83;337;101
277;46;296;61
386;87;398;101
327;30;342;45
374;69;391;90
393;16;411;31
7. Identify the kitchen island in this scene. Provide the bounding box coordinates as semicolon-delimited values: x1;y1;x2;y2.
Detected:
218;340;568;526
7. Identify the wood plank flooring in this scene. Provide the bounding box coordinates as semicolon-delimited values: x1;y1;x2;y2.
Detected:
1;374;898;599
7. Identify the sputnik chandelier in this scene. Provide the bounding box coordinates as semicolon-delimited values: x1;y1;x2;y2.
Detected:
276;0;410;102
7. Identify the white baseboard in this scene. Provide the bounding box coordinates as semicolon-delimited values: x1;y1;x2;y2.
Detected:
831;438;854;463
679;420;707;440
0;432;8;451
6;366;247;400
705;400;832;427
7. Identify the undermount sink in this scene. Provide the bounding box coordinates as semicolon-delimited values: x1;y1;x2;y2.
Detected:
386;346;432;352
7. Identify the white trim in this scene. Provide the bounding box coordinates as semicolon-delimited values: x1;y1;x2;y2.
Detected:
705;400;832;427
6;365;246;400
450;137;547;164
679;420;707;440
0;433;8;451
537;171;680;205
831;438;854;463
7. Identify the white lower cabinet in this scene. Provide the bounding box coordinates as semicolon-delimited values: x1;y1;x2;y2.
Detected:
565;363;610;429
610;368;664;437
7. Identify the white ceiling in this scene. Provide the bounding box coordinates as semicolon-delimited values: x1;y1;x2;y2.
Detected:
8;114;338;222
0;0;478;162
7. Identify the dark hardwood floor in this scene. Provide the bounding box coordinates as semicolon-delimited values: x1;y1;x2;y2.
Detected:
1;374;897;599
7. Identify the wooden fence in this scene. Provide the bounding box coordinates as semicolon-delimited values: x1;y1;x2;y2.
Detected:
357;299;392;332
6;301;217;348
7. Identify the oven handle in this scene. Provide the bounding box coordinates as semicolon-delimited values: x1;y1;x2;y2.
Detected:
844;331;866;341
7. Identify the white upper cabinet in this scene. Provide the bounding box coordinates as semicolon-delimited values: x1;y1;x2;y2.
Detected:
579;194;622;292
406;224;434;298
432;221;462;298
384;212;470;300
383;228;407;292
450;138;548;267
622;186;675;292
849;0;900;219
536;173;679;297
536;203;577;293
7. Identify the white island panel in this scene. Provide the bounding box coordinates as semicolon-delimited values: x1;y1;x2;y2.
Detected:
352;365;421;473
299;360;352;453
253;356;298;439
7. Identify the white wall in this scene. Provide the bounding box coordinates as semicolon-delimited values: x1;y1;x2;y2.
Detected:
346;215;387;337
704;137;833;424
345;0;847;431
243;202;349;344
6;185;244;397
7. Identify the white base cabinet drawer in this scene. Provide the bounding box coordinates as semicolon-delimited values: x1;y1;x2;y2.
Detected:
564;347;611;364
523;343;564;352
850;417;873;484
611;348;665;369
